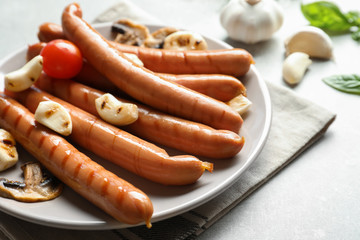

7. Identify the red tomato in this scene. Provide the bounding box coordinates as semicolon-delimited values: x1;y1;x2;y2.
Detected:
40;39;83;79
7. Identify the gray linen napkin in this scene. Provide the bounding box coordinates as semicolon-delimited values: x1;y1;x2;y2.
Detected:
0;1;336;240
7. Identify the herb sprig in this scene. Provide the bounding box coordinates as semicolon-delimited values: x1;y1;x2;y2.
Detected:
301;1;360;42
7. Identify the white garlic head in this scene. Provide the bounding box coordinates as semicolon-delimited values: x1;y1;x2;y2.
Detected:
220;0;284;44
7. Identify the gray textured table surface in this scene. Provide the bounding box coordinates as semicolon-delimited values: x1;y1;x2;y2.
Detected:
1;0;360;239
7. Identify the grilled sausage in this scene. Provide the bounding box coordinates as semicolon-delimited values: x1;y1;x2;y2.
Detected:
6;88;213;185
27;42;246;102
38;22;253;76
35;73;245;159
61;3;242;132
0;94;153;227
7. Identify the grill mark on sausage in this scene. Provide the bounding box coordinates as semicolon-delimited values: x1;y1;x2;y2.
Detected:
14;114;22;130
49;144;57;159
83;88;89;104
86;170;95;186
61;150;71;169
38;135;46;149
25;123;34;138
1;104;10;119
101;177;109;196
73;162;82;178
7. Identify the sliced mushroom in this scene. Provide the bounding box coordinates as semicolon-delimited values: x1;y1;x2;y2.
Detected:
112;19;150;47
163;31;208;51
0;162;63;202
144;27;179;49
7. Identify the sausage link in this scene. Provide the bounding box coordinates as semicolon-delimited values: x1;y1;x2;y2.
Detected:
35;73;245;159
119;44;253;76
0;94;153;227
61;3;242;132
6;88;213;185
158;73;247;101
38;22;65;42
26;42;47;62
38;22;253;76
27;42;245;102
76;69;247;102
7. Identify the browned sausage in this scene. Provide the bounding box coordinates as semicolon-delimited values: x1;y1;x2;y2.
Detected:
38;22;65;42
38;22;253;76
27;42;246;102
35;73;245;159
26;42;47;62
157;73;247;101
6;88;213;185
0;94;153;227
61;3;242;132
113;43;253;76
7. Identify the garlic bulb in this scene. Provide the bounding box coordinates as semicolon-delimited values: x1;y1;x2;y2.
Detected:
220;0;284;44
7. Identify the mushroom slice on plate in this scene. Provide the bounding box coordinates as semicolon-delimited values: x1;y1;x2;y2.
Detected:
111;19;150;47
144;27;179;48
0;162;63;202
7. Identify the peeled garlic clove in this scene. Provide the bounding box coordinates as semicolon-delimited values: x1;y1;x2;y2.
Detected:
163;31;208;51
283;52;312;84
5;55;43;92
95;93;138;126
227;95;252;115
34;101;72;136
0;129;18;171
284;26;333;59
124;53;144;67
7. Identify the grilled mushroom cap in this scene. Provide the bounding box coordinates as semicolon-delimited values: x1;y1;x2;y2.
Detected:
0;162;63;202
144;27;178;49
112;19;150;46
111;19;179;49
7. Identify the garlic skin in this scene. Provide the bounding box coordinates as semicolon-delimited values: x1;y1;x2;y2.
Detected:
282;52;312;85
284;26;333;59
220;0;284;44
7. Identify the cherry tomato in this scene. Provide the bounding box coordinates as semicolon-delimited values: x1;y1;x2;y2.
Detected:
40;39;83;79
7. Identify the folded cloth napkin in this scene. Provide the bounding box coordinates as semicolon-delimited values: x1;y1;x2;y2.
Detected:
0;1;336;240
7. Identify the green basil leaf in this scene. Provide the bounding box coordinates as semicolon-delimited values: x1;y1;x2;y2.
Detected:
351;30;360;42
323;74;360;94
301;1;352;32
345;11;360;27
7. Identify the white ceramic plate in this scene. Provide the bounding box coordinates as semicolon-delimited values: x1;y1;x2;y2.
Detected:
0;23;271;230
